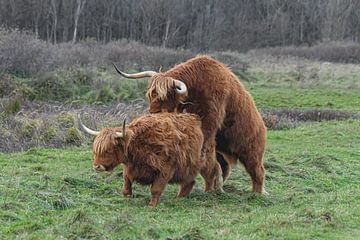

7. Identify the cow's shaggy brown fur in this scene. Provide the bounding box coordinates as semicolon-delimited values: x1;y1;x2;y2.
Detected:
145;55;267;194
91;113;205;207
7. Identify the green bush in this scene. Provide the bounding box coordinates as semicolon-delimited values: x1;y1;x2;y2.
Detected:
95;85;116;103
31;73;74;101
24;68;98;102
115;81;147;101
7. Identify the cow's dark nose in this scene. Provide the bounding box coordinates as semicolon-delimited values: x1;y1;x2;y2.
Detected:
93;165;105;172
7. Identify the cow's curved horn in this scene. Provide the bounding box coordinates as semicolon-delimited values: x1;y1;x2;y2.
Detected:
174;80;187;95
113;63;157;79
78;114;100;136
115;119;126;138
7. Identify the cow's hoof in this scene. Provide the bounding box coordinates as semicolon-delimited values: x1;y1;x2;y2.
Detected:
122;192;133;198
262;189;269;196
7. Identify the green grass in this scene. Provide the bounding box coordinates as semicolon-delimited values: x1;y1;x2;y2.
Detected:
247;85;360;111
1;120;360;239
242;57;360;112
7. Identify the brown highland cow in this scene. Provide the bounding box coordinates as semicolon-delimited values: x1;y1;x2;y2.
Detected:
113;55;267;194
79;113;205;207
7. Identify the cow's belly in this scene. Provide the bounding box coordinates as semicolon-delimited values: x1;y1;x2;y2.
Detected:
127;165;158;185
216;130;232;154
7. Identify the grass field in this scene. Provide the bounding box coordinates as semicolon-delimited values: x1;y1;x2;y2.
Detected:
248;86;360;112
1;120;360;239
1;53;360;239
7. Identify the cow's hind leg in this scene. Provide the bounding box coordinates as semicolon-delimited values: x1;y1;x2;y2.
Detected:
177;180;196;197
216;152;232;182
239;153;266;194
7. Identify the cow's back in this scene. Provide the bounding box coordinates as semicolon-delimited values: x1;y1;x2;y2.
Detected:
165;55;266;159
128;113;204;177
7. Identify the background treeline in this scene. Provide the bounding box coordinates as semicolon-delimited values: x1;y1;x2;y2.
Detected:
1;0;360;51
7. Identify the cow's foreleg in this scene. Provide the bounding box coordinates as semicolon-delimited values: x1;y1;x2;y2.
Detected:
149;172;173;207
122;167;133;197
177;180;196;197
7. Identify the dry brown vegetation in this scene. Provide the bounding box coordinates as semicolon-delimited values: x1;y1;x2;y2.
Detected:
1;99;358;153
0;99;147;153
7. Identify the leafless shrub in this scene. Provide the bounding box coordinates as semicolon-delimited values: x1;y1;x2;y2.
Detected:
105;40;195;71
0;29;249;78
262;41;360;63
0;73;16;97
261;109;359;130
0;29;52;76
210;51;249;72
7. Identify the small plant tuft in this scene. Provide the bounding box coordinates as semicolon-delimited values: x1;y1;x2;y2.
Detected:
4;98;21;115
65;127;82;145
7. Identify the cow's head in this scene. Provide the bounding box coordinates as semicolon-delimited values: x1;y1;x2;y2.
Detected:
79;116;130;172
113;64;188;113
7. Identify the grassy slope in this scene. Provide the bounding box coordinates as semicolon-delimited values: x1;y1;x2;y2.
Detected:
1;120;359;239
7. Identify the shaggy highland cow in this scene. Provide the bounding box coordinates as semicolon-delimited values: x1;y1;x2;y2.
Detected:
79;113;205;207
114;55;267;194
